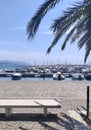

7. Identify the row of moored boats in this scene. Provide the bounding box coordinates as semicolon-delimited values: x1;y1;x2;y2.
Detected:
11;72;91;81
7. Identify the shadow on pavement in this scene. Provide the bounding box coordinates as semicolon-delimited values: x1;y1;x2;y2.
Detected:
0;111;90;130
76;106;91;129
0;113;58;121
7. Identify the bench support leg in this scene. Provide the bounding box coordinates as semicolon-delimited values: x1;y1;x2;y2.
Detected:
44;107;47;117
5;108;12;117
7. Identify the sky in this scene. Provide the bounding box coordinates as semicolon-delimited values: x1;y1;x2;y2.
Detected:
0;0;90;65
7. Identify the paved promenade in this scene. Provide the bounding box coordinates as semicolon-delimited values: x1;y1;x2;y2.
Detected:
0;80;90;130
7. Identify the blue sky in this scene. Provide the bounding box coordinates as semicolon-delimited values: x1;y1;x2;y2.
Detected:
0;0;90;65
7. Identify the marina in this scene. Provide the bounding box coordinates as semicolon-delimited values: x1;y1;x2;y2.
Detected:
0;64;91;81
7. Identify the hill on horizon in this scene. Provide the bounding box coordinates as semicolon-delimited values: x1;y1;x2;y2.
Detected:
0;60;29;69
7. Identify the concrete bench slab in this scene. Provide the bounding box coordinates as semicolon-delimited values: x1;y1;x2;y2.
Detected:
0;99;61;117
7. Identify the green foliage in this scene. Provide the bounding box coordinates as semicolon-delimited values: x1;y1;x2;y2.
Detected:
27;0;91;62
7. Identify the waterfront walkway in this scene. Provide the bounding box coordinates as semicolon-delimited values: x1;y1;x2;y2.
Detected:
0;80;90;130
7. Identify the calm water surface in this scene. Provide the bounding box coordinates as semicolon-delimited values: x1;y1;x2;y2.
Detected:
0;77;73;81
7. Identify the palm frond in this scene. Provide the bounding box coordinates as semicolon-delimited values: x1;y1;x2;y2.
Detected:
51;1;91;33
47;21;73;53
47;2;86;53
77;32;88;49
73;12;91;62
71;15;88;43
27;0;61;39
84;38;91;62
27;0;91;62
48;1;91;62
61;26;76;50
84;13;91;62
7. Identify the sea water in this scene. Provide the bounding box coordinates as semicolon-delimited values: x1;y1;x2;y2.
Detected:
0;76;72;81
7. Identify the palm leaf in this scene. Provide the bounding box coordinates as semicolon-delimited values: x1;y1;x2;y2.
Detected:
48;1;91;62
27;0;91;62
47;22;73;53
61;26;76;50
78;32;88;49
47;2;87;53
51;1;91;33
27;0;61;39
84;38;91;62
71;15;88;43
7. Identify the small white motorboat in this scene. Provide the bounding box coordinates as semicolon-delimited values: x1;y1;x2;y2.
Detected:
53;72;65;80
11;72;22;80
71;73;84;80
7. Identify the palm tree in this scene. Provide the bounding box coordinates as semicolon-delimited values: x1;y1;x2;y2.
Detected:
27;0;91;62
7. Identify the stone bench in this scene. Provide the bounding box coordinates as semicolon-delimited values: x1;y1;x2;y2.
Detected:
0;99;61;117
